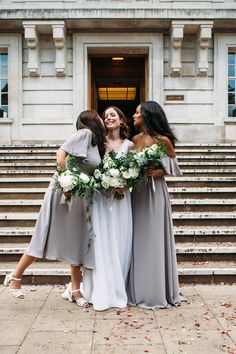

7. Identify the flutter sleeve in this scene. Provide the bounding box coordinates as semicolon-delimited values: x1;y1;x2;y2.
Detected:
60;128;92;158
161;156;183;176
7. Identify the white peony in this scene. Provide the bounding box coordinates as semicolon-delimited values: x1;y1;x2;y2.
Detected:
57;172;76;192
79;172;90;184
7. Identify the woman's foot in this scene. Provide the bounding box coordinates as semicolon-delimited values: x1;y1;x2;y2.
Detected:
62;282;89;308
4;273;24;300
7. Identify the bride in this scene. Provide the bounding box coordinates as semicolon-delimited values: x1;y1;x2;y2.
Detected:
82;106;134;311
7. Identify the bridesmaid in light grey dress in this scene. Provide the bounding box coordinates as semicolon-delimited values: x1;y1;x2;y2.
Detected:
4;110;106;304
127;101;182;309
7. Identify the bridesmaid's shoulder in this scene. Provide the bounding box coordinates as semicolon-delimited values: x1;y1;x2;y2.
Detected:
76;128;92;136
158;135;176;158
127;140;135;151
132;133;142;144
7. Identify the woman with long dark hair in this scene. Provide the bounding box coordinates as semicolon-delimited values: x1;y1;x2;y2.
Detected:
82;106;134;311
127;101;182;309
4;110;106;306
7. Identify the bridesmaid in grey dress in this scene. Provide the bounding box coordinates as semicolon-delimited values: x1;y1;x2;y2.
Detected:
4;110;106;304
127;101;182;309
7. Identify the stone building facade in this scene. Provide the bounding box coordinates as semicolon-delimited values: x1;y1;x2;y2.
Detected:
0;0;236;143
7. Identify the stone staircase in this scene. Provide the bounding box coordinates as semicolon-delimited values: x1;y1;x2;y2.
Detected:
0;143;236;284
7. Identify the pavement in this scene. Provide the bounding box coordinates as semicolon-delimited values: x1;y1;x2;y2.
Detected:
0;284;235;354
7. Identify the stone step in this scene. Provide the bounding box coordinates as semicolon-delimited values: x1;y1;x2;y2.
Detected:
0;211;235;228
0;242;235;262
0;226;235;243
171;199;236;212
0;261;235;284
173;212;236;227
0;188;46;199
176;149;236;153
1;198;236;213
0;187;235;200
1;177;236;189
0;177;51;188
169;187;236;199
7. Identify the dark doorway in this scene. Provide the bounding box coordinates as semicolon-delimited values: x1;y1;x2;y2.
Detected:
90;55;146;137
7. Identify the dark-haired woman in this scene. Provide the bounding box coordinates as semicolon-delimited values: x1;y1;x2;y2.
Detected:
83;106;134;311
4;110;106;305
127;101;182;309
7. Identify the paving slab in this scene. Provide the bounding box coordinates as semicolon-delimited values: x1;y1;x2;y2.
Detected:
160;329;235;354
0;285;235;353
92;344;166;354
0;346;19;354
17;332;93;354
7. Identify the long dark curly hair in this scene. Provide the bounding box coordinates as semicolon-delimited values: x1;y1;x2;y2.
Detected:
140;101;177;147
102;106;128;139
76;110;106;158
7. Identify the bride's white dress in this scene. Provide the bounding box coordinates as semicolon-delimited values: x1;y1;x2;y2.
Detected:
82;139;132;310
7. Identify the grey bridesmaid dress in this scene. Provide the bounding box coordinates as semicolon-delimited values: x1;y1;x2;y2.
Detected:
127;156;182;309
27;129;101;269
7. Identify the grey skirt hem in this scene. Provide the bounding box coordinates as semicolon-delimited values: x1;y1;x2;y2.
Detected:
127;300;181;310
26;250;83;267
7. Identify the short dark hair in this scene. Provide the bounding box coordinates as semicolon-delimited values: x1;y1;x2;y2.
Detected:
140;101;177;147
76;110;106;158
102;106;128;139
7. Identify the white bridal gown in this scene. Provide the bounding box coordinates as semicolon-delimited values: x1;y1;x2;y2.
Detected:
82;139;132;311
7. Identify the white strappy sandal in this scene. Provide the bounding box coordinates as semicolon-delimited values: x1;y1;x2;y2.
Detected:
61;282;89;307
4;273;24;300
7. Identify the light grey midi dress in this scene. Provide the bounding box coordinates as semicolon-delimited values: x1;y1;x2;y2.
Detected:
27;129;101;269
126;155;182;309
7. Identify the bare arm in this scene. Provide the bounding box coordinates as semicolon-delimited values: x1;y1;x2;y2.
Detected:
56;148;68;170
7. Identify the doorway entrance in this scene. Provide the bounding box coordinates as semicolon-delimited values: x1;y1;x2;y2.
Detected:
90;55;146;137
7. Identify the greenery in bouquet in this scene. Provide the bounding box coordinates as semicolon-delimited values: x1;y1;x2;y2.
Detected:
93;150;140;199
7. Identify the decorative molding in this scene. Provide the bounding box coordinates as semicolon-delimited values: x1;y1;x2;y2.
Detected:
52;23;67;77
170;23;184;76
196;23;213;76
23;23;40;77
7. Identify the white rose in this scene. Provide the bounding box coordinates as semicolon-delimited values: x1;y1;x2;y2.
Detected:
101;174;112;189
79;172;90;184
110;177;123;188
94;169;102;179
128;168;139;178
109;168;120;178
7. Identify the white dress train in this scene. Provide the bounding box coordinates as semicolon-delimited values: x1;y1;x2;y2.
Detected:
82;139;132;311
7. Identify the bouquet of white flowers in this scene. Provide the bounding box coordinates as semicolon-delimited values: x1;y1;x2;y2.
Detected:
94;150;140;199
133;143;167;172
54;155;99;201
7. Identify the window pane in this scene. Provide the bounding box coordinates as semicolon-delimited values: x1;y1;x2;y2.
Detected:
228;65;235;77
0;66;8;78
228;93;235;104
0;105;8;114
228;53;235;65
228;105;233;117
228;80;235;92
1;80;8;93
0;54;8;66
1;94;8;105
